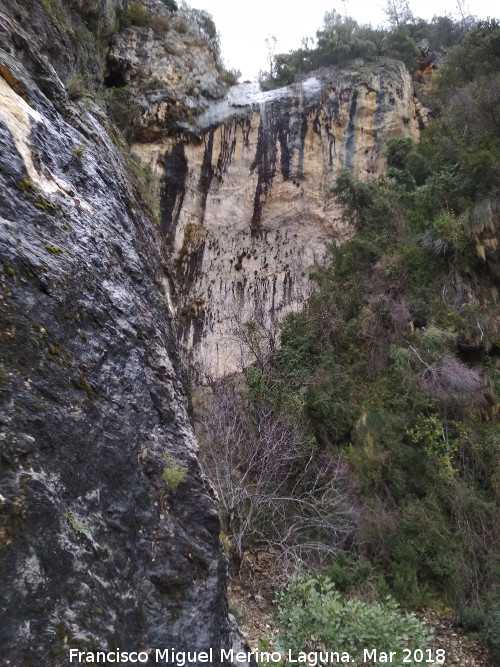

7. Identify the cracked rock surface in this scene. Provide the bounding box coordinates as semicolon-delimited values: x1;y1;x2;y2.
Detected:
0;1;235;664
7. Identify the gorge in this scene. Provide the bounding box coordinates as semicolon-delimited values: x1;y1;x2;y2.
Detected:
1;0;499;665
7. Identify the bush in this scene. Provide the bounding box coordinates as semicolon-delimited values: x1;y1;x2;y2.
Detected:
386;137;413;169
104;87;141;140
67;75;86;100
384;26;420;71
332;170;398;236
151;16;170;34
174;20;188;34
127;152;162;225
485;608;500;665
198;380;357;567
386;166;416;192
460;607;486;633
125;2;151;27
328;552;375;594
273;570;433;664
218;68;240;86
162;452;187;490
404;152;429;186
159;0;177;11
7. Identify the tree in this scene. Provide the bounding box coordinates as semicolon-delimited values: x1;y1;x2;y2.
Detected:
385;137;414;169
384;25;420;70
265;34;277;79
198;379;358;569
383;0;413;28
186;8;220;57
316;11;377;65
197;310;359;569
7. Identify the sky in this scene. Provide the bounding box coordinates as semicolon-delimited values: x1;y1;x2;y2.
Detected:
184;0;498;80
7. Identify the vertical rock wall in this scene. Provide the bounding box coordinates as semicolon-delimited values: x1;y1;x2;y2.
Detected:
134;62;421;377
0;1;236;664
0;0;426;660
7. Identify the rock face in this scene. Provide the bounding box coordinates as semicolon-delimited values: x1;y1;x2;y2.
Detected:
107;0;227;141
0;1;235;664
133;62;421;377
0;0;427;661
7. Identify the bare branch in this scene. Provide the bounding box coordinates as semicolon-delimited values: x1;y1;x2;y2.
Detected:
198;380;359;570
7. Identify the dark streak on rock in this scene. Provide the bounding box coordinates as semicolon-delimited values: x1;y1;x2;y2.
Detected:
250;105;277;234
199;129;214;223
343;90;358;171
161;144;188;242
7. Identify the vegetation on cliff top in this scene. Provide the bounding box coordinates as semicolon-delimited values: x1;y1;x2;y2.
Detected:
198;19;500;662
259;2;476;89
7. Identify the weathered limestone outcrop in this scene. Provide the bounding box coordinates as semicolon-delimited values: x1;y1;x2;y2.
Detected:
107;1;227;141
0;1;237;664
133;62;422;377
0;0;430;660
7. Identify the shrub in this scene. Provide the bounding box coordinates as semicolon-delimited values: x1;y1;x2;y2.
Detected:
218;68;241;86
159;0;177;11
384;25;420;71
328;552;375;594
199;380;357;567
174;20;187;34
104;87;141;140
72;144;86;160
127;153;162;225
162;452;187;490
485;608;500;665
386;166;416;191
151;16;170;35
125;2;150;27
273;570;433;664
460;607;486;632
67;75;86;100
386;137;413;169
403;152;429;186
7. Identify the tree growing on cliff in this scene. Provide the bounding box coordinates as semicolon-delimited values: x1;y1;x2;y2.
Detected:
384;25;420;70
316;11;377;66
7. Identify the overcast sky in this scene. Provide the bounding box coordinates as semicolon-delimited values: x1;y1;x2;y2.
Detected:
185;0;497;80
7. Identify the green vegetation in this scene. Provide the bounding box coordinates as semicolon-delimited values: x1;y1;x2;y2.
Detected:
64;512;91;535
200;21;500;660
103;86;141;141
218;67;241;86
18;178;57;215
259;8;474;89
162;452;188;490
40;0;67;30
73;376;98;399
187;8;219;54
18;178;33;192
123;2;150;27
174;19;188;34
274;570;434;664
72;144;87;160
118;2;170;34
67;74;86;101
159;0;178;11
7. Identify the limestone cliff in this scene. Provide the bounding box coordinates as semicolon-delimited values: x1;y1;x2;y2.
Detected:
106;0;227;141
132;63;422;377
0;0;429;662
0;0;237;664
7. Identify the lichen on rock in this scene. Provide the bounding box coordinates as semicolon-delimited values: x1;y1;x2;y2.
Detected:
0;0;239;663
